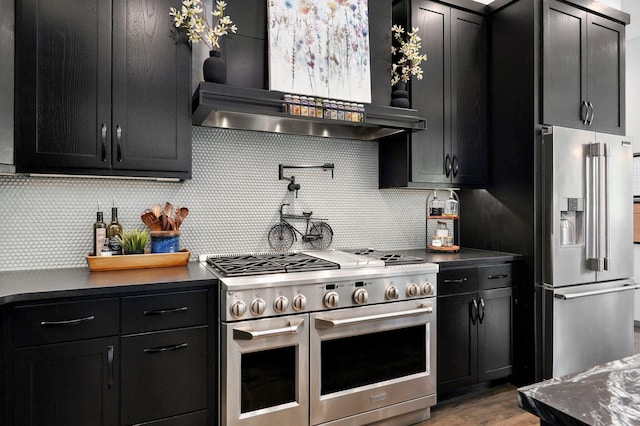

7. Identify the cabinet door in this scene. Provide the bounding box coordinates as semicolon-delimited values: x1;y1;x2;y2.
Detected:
477;287;513;382
450;9;486;186
542;0;587;130
121;326;208;425
112;0;192;175
437;292;477;393
15;0;112;171
586;13;625;135
409;0;451;185
13;337;118;426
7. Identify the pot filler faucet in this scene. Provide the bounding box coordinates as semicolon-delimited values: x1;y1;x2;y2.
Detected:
278;163;335;197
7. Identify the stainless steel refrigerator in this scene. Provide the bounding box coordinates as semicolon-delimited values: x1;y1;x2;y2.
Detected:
542;126;638;378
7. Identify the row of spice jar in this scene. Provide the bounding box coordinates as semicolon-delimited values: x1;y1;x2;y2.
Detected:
282;94;365;122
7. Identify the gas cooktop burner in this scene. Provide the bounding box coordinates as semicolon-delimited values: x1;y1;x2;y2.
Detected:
206;252;340;277
344;249;426;265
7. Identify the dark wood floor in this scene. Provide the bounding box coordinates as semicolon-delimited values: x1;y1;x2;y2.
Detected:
415;327;640;425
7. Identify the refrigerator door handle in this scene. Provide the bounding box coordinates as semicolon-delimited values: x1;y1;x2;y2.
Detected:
554;283;640;300
603;142;610;271
587;143;605;272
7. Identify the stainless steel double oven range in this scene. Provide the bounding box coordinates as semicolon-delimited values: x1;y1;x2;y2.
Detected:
203;249;438;426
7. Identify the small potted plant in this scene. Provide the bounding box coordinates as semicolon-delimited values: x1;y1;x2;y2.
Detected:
116;228;150;255
390;25;427;107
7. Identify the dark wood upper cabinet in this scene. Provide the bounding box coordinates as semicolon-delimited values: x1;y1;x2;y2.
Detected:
542;0;625;134
15;0;192;179
380;0;487;188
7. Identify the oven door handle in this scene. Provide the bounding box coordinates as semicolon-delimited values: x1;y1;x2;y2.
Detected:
233;318;304;340
315;305;433;329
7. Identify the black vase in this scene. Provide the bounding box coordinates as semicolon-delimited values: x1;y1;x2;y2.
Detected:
390;82;410;108
203;50;226;84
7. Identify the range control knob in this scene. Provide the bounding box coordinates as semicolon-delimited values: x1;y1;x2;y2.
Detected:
407;282;420;297
292;294;307;311
385;285;399;300
353;288;368;305
324;291;339;308
250;298;266;316
230;300;247;318
421;281;434;296
274;296;290;313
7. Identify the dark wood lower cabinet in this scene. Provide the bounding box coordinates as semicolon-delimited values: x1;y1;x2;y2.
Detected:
121;327;208;425
5;287;215;425
13;337;119;426
437;264;513;395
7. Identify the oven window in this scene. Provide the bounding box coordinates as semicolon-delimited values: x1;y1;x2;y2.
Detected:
320;325;426;395
241;346;296;413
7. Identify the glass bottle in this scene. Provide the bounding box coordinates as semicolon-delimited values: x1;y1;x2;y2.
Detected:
444;190;459;217
93;203;107;256
107;199;123;255
429;191;444;216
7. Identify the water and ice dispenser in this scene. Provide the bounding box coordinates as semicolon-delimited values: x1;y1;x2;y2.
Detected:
559;197;584;246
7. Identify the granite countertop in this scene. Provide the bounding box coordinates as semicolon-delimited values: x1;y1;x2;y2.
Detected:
518;354;640;425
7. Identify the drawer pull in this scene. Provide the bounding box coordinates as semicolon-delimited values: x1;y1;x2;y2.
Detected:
143;343;188;353
40;315;95;327
143;306;188;316
444;278;467;284
488;274;508;280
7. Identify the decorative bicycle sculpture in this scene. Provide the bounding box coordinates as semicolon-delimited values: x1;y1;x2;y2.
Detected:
268;203;334;251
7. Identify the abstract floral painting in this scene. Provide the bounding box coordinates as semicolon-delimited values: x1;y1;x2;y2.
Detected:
268;0;372;103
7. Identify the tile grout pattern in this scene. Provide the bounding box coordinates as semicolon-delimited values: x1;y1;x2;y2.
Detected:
0;127;432;271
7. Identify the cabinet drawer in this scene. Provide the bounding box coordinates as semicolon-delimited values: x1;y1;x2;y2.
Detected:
12;298;119;347
438;267;478;296
122;290;208;334
121;326;208;425
478;264;513;290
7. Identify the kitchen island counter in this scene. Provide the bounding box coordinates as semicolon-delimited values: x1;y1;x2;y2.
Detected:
518;354;640;425
0;262;216;305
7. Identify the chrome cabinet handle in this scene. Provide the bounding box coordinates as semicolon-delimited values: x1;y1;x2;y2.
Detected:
488;274;508;279
452;155;459;177
234;318;304;340
478;298;485;323
470;299;478;325
101;124;107;162
40;315;95;327
444;278;467;284
445;154;452;177
555;283;640;300
315;305;432;329
587;101;594;125
107;345;114;389
581;100;589;124
116;125;122;162
143;306;188;316
143;343;188;353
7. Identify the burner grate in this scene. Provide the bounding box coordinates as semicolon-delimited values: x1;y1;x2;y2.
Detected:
346;249;425;265
207;253;339;277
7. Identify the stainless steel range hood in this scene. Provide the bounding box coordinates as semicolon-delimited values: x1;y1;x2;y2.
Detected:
192;83;426;141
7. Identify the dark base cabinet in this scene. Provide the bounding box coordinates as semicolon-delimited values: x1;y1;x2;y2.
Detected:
121;327;208;425
13;337;119;426
5;287;216;426
437;263;514;395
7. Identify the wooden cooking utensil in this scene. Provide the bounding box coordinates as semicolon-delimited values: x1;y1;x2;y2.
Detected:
141;211;162;231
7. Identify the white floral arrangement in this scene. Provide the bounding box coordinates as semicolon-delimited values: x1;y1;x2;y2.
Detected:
391;25;427;86
170;0;238;50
